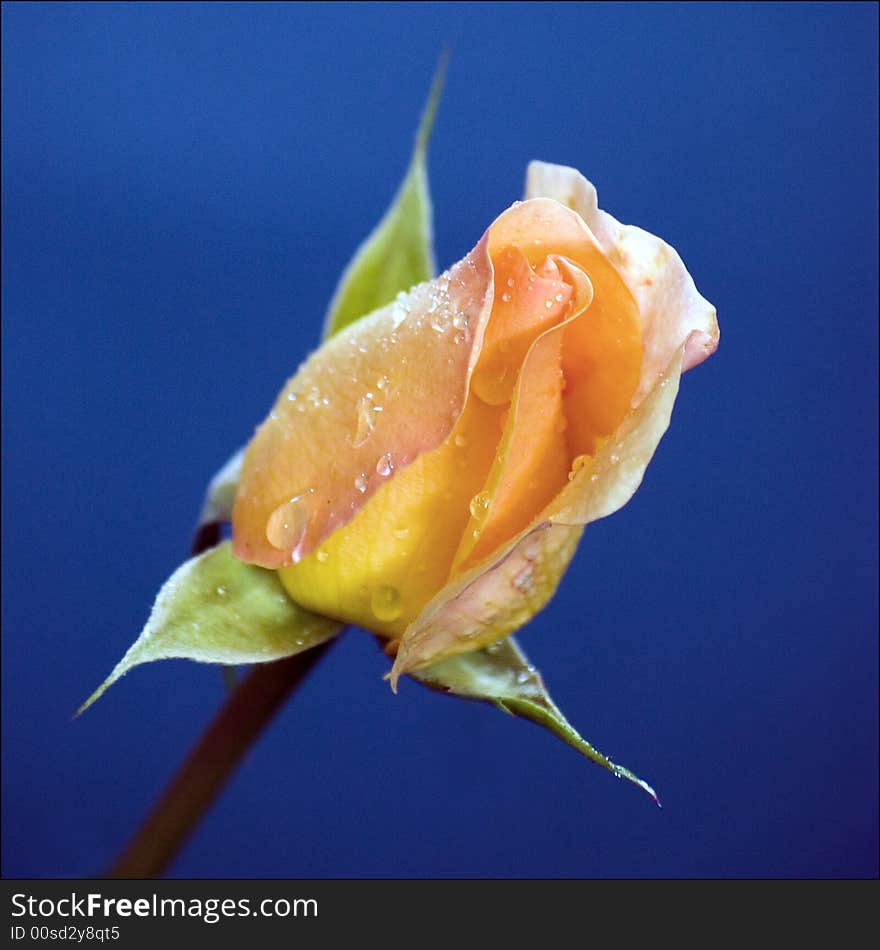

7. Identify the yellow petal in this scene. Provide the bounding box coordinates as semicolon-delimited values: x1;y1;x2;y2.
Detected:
277;392;503;636
456;315;569;572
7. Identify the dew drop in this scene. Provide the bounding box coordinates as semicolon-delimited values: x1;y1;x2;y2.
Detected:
454;433;468;448
545;299;554;310
354;473;368;493
452;314;468;331
506;277;515;288
353;392;382;447
610;453;620;465
316;548;329;563
215;585;228;597
555;292;565;303
371;585;402;622
286;391;298;402
391;291;410;329
266;491;313;552
469;490;491;520
376;374;390;391
501;292;511;302
376;452;394;477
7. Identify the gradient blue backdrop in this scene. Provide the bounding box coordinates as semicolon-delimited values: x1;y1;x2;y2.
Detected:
3;2;877;879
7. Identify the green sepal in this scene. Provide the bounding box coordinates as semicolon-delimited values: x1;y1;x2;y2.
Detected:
321;56;446;338
413;636;660;805
78;542;343;715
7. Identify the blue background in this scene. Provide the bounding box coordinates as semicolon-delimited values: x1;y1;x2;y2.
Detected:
3;2;877;879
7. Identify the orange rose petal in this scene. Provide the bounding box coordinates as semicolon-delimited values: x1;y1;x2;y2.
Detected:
456;325;568;571
233;242;495;568
471;247;572;406
488;197;597;267
486;196;643;455
560;250;642;456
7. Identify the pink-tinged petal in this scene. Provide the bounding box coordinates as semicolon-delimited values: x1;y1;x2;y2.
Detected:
233;242;495;568
525;161;719;400
548;347;683;526
390;522;584;688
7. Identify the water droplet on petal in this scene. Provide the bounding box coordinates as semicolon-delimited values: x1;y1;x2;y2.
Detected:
353;393;382;447
610;453;620;465
376;452;394;477
469;490;491;520
354;473;368;493
316;548;329;563
371;585;402;622
215;585;228;597
501;292;511;302
266;491;313;552
545;299;554;310
454;433;467;448
391;291;410;329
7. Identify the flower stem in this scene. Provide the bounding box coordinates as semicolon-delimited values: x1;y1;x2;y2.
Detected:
108;641;334;879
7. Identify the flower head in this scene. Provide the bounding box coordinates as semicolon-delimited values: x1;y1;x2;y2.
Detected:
231;162;718;684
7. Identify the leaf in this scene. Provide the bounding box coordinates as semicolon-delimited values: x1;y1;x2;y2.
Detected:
321;55;446;338
78;542;343;715
412;635;660;805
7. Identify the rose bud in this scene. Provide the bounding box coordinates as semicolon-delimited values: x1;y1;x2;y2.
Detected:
231;161;718;685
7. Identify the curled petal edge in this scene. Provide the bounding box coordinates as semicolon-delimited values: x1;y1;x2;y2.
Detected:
525;160;718;400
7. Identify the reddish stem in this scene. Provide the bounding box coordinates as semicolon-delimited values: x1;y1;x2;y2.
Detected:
108;642;333;879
